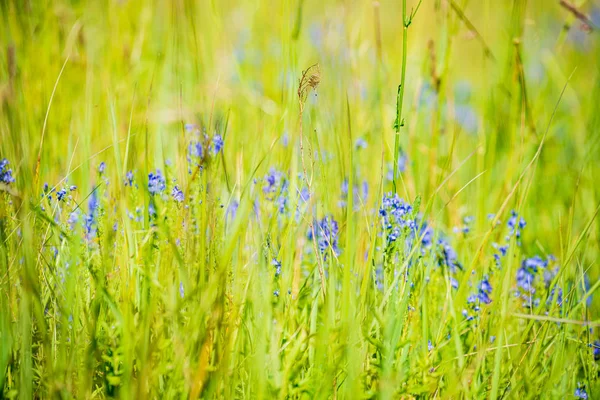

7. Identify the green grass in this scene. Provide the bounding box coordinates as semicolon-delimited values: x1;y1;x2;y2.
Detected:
1;0;600;398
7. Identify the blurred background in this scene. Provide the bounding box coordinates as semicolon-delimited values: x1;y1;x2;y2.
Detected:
3;0;600;273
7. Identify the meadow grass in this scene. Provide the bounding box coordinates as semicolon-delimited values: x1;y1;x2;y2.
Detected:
1;0;600;398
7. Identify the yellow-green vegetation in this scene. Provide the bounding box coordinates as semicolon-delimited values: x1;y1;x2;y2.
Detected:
1;0;599;398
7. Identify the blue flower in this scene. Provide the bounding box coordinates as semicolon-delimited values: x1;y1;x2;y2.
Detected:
56;189;67;201
148;170;166;195
420;223;434;248
179;282;185;298
379;193;414;243
575;387;588;399
67;210;80;229
507;210;526;240
355;137;368;150
85;190;99;237
309;215;340;257
187;141;204;170
272;258;282;277
0;159;15;184
125;171;134;186
592;340;600;361
172;186;184;202
263;168;285;197
226;200;239;222
438;238;461;272
210;134;224;155
477;278;492;304
98;162;106;174
450;277;459;289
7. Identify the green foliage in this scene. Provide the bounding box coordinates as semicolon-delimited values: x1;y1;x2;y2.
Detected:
1;0;600;398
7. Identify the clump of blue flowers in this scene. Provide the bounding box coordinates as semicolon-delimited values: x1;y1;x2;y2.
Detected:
262;167;289;214
308;215;340;257
148;170;166;195
0;159;15;184
379;193;415;244
515;255;558;307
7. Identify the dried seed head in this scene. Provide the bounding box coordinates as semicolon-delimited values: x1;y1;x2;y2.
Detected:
298;63;321;103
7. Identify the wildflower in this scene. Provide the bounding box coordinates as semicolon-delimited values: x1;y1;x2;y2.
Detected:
282;132;289;147
507;210;526;240
148;170;166;195
450;277;459;289
67;210;80;229
592;340;600;361
98;162;106;174
172;186;184;202
148;202;156;217
85;190;99;238
308;215;340;257
263;168;286;198
379;193;414;243
477;278;492;304
428;340;434;351
272;258;282;277
56;189;67;201
355;137;368;150
125;171;134;186
226;200;239;222
454;215;474;235
0;159;15;184
188;141;204;166
420;223;434;247
575;386;588;399
273;290;280;297
179;282;185;298
210;134;224;156
438;238;461;272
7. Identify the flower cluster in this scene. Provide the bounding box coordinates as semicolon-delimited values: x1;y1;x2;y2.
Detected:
0;158;15;184
515;255;558;307
148;170;166;195
379;193;415;244
262;168;289;214
308;215;340;257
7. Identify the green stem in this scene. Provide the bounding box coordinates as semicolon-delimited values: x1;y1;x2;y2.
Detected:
393;0;408;193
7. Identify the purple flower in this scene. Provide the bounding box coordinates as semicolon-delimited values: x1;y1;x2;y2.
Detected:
98;162;106;174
